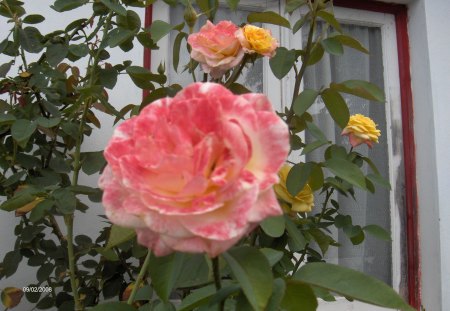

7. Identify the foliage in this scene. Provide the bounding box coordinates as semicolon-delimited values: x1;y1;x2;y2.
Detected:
0;0;411;311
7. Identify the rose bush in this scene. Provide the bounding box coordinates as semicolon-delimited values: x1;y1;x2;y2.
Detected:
99;82;289;257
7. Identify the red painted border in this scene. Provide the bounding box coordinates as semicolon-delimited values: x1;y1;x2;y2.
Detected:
143;4;153;100
143;1;420;309
334;1;420;309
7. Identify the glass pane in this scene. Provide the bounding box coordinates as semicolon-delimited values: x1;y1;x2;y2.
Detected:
303;24;392;285
167;2;275;92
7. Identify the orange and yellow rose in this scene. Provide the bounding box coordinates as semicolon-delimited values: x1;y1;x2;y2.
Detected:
236;24;278;57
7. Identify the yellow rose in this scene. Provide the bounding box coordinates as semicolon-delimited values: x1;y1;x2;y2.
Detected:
236;25;278;57
274;164;314;212
341;114;381;148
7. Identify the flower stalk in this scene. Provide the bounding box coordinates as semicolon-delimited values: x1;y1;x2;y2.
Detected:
212;257;225;311
127;250;152;305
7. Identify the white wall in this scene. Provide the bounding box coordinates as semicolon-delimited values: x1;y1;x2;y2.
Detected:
407;0;450;310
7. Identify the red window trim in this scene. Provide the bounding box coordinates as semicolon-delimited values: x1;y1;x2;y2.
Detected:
143;1;420;309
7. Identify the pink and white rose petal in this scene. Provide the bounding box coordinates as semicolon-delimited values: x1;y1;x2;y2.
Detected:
99;82;289;257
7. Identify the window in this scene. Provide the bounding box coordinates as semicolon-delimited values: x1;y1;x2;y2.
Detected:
148;1;417;309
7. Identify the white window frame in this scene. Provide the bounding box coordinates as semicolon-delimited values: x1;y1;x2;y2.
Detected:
151;3;404;311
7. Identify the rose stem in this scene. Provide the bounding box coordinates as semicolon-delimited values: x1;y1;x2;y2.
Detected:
127;250;152;305
212;257;225;311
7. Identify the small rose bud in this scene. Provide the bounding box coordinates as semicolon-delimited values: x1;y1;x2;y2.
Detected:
184;2;198;29
157;62;165;75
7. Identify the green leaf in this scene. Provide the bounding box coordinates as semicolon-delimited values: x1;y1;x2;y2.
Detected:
281;280;318;311
269;47;296;79
301;140;328;155
69;43;89;57
126;66;166;88
0;61;13;77
321;88;350;128
11;119;37;148
293;12;310;34
106;225;136;249
260;215;285;238
248;11;291;28
260;249;284;267
23;14;45;24
178;285;216;311
52;188;77;214
317;11;342;32
0;114;16;125
294;263;414;311
226;0;240;10
325;157;366;190
286;162;313;196
100;0;127;15
333;34;369;54
80;151;106;175
29;200;53;223
284;216;307;251
173;32;186;72
90;302;137;311
363;224;391;241
331;80;385;102
46;43;68;67
293;89;319;116
117;10;141;32
228;83;250;95
37;263;54;282
150;20;173;42
108;28;135;48
307;43;324;65
223;246;273;311
321;37;344;55
0;188;40;212
19;27;44;53
308;163;324;191
2;250;22;277
266;279;286;310
285;0;307;14
176;255;210;288
148;253;185;302
306;121;328;142
51;0;88;12
367;173;391;190
99;68;118;89
36;117;61;128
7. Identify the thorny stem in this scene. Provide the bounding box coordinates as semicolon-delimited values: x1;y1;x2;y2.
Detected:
127;250;152;305
64;214;82;310
64;11;114;311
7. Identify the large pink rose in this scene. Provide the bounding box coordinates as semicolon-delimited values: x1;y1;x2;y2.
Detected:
187;21;244;79
99;83;289;257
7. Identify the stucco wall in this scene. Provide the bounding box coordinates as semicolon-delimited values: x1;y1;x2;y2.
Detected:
408;0;450;310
